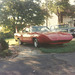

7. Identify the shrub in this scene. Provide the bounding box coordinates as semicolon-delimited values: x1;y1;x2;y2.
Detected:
0;38;12;57
4;32;14;38
0;32;14;39
0;49;12;57
0;32;4;38
0;38;9;51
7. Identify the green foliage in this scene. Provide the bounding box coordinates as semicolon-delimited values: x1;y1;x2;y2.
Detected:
69;5;75;18
39;40;75;53
0;32;4;38
47;0;75;15
46;0;75;24
0;38;11;57
47;0;71;14
0;0;48;32
0;32;13;39
0;49;12;57
4;32;14;38
0;38;9;51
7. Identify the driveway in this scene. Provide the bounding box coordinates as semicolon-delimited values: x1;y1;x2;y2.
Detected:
0;45;75;75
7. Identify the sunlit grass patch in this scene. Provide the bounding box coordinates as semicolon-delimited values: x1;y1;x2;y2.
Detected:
5;38;18;45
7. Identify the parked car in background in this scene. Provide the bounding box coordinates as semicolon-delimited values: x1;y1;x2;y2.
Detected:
67;27;75;38
50;24;75;38
50;24;69;32
14;26;73;47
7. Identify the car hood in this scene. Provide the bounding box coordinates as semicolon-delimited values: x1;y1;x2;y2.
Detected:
41;32;73;41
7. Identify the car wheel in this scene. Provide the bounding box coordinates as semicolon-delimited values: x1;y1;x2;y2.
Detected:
18;39;23;45
33;39;39;47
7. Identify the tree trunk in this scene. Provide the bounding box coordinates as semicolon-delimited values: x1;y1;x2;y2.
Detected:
58;13;63;24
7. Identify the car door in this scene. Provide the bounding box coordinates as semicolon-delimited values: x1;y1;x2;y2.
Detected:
22;28;32;43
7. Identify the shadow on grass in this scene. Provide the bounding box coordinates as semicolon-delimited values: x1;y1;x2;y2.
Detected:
38;41;75;53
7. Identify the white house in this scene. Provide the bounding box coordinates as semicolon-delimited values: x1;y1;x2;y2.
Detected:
43;12;75;28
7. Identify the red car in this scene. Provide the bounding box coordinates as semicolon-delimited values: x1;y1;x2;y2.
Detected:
14;26;73;47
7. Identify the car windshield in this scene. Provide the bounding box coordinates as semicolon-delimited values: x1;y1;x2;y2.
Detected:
31;26;50;32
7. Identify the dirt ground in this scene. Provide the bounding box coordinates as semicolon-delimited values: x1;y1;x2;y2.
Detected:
0;45;75;75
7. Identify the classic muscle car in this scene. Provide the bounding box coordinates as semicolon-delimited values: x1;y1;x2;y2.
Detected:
14;26;73;47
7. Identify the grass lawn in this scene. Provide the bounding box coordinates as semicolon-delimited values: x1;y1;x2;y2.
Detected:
5;38;18;45
5;38;75;53
39;39;75;53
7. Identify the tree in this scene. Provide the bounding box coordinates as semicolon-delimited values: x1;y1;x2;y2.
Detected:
46;0;75;24
0;0;48;32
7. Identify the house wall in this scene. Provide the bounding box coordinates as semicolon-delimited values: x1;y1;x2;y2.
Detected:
63;16;71;23
43;13;75;28
49;13;58;26
43;13;58;27
63;16;75;27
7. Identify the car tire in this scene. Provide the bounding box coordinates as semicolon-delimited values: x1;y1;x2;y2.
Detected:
18;39;23;45
33;39;39;47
